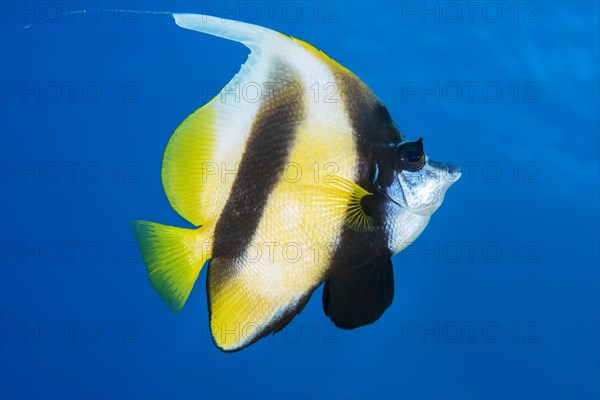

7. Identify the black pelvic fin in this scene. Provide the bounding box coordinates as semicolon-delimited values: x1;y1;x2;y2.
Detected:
323;257;394;330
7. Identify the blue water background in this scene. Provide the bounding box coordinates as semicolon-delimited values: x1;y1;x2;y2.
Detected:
1;1;598;399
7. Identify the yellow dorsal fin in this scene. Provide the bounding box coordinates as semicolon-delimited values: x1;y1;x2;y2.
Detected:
161;105;218;227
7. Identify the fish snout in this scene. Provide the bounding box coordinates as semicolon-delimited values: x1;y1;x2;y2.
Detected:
445;163;461;183
428;160;461;185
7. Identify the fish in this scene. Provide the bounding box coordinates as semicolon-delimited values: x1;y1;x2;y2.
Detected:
131;13;461;352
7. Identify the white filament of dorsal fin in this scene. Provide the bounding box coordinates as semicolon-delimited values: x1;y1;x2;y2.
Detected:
172;13;285;53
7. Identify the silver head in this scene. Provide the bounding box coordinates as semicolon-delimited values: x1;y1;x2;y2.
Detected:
388;139;461;217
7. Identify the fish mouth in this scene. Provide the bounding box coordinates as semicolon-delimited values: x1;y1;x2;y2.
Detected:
445;163;462;184
428;160;462;185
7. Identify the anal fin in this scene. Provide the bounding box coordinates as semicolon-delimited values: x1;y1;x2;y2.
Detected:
323;257;394;330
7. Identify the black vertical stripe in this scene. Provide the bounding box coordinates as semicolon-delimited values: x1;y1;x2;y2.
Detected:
328;72;403;270
337;74;403;187
212;65;304;258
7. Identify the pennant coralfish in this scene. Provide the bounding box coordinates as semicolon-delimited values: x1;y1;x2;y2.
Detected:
131;13;461;352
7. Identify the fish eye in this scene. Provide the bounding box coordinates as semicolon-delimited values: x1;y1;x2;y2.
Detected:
397;139;425;172
407;150;421;163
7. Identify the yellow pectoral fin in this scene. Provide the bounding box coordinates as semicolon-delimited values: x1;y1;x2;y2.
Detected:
131;221;213;311
316;175;375;232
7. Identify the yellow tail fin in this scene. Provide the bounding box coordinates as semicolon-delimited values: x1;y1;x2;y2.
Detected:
131;221;212;311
